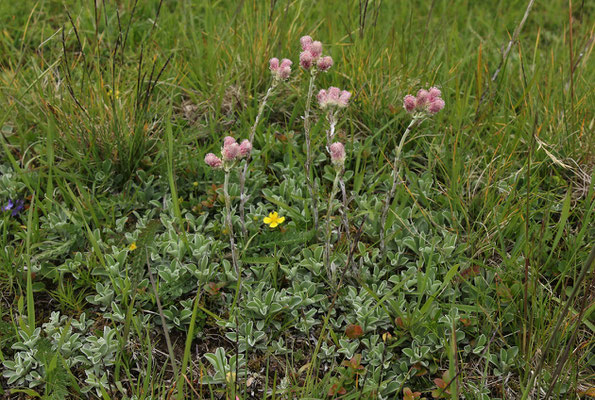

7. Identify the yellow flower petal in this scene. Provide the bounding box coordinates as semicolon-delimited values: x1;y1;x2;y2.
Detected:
270;222;278;228
129;243;137;251
271;211;278;218
263;217;272;224
277;217;285;224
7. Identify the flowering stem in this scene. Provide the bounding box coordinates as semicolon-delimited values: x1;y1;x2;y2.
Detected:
324;170;341;280
304;70;319;231
380;117;420;253
338;176;350;242
224;170;239;274
325;110;337;150
239;81;278;237
325;111;348;241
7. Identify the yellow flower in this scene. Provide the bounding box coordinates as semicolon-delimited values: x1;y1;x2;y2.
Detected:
129;242;137;251
263;211;285;228
106;88;120;99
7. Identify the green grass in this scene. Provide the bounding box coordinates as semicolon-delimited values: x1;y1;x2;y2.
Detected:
1;0;594;398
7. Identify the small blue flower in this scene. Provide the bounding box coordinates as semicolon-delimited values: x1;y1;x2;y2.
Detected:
2;199;25;217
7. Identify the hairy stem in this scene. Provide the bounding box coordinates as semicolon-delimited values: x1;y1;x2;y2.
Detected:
326;110;337;149
239;81;278;237
324;170;341;280
224;170;239;274
304;71;319;231
380;117;419;253
339;176;350;242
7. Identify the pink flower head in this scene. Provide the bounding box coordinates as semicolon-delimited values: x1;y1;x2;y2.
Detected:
278;59;292;80
222;142;241;161
416;89;429;107
328;87;341;102
316;56;333;72
239;139;252;156
299;51;314;69
270;58;292;80
205;153;222;168
280;58;292;68
428;87;441;100
309;41;323;58
318;87;351;109
329;142;346;167
338;90;351;108
223;136;237;146
428;98;445;114
403;95;417;112
404;87;445;115
317;89;328;107
269;58;279;71
300;36;313;51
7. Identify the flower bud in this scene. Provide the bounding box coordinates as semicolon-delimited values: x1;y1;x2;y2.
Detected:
223;136;237;146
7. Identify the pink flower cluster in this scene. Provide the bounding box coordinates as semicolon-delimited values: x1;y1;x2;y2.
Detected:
403;87;445;115
299;36;333;71
205;136;252;168
269;58;292;80
329;142;346;167
317;87;351;109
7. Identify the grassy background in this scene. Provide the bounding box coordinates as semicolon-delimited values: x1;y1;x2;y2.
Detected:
0;0;594;398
